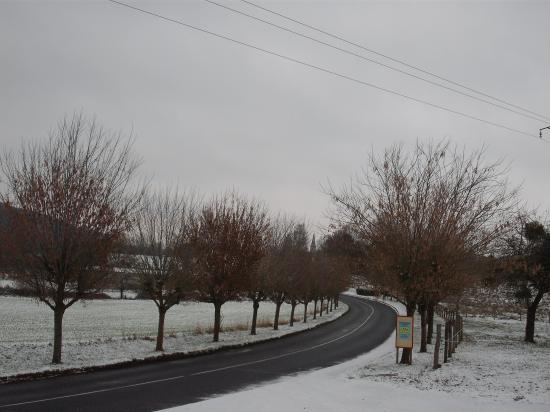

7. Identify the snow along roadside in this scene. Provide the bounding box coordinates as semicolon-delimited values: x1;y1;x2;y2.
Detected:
162;291;549;412
0;302;348;384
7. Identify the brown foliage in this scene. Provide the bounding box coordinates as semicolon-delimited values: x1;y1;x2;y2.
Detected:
0;114;142;363
187;191;270;341
131;188;197;350
327;141;517;361
328;142;516;305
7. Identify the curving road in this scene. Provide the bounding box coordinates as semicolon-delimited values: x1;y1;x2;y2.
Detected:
0;295;396;412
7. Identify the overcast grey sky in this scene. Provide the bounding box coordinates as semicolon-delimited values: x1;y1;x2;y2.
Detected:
1;0;549;230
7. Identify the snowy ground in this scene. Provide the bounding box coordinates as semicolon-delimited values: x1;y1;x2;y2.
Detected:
164;293;550;412
101;289;139;299
0;296;347;378
352;306;550;406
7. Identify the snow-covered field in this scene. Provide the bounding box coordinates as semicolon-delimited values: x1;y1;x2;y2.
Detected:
0;296;347;378
101;289;139;300
351;306;550;406
166;293;550;412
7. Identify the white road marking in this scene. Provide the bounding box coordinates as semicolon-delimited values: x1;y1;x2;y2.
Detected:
0;298;375;409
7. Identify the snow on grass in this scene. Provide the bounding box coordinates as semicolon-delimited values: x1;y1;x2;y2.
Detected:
351;313;550;406
0;296;347;378
164;292;550;412
95;289;138;299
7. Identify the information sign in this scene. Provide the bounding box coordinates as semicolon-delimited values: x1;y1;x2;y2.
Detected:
395;316;414;349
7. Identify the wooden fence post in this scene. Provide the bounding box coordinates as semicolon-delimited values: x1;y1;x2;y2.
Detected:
433;324;442;369
444;321;449;363
448;320;453;358
453;314;458;353
451;315;458;353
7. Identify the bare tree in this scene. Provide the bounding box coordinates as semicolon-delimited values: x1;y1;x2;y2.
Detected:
0;114;141;363
110;249;136;299
327;141;516;363
498;214;550;343
244;219;291;335
284;223;310;327
318;229;357;308
298;263;314;323
187;192;270;342
263;251;287;330
131;189;196;351
244;261;268;335
263;217;297;330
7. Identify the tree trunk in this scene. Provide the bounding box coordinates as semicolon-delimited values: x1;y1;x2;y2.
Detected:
448;319;454;357
52;306;65;364
326;298;329;315
525;290;544;343
313;299;318;319
213;301;223;342
334;296;339;308
400;301;416;364
251;299;259;335
319;297;323;317
273;301;282;330
303;302;308;323
443;320;449;363
156;307;166;351
427;303;435;345
419;303;427;353
433;323;441;369
525;304;538;342
329;298;333;312
290;300;297;327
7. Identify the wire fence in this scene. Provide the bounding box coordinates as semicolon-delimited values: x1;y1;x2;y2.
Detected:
433;306;464;369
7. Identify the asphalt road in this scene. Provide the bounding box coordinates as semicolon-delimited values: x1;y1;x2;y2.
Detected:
0;295;396;412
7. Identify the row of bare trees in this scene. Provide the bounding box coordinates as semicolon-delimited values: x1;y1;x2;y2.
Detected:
2;115;547;368
0;114;349;363
327;141;522;363
133;190;348;351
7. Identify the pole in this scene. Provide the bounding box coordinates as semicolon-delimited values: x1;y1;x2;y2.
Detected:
433;323;442;369
444;320;449;362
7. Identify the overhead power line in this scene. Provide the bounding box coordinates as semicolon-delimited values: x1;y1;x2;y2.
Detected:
204;0;548;124
106;0;545;141
241;0;550;123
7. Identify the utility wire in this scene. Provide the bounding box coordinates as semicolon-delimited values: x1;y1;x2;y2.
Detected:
204;0;548;124
106;0;544;141
241;0;550;123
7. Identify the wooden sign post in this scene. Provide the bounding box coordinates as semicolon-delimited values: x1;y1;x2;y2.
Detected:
395;315;414;364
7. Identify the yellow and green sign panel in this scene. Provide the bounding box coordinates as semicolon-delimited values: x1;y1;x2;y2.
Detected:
395;316;414;348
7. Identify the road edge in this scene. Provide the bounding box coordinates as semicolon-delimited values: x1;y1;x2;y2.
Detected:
0;300;351;385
